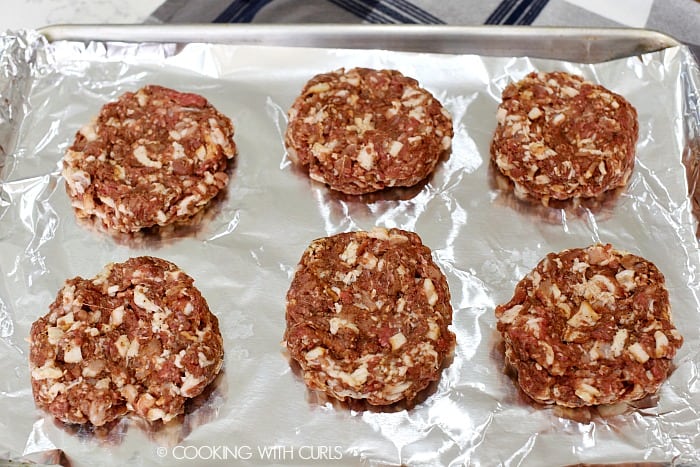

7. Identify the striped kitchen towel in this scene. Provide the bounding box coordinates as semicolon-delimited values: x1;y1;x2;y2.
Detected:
147;0;700;52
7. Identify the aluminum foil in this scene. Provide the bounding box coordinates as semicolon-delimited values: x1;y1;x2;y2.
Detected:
1;29;700;466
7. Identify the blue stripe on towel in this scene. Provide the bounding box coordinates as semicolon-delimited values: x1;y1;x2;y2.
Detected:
485;0;548;25
214;0;274;23
212;0;544;27
502;0;538;24
359;0;444;24
516;0;549;25
328;0;393;23
383;0;444;24
485;0;520;24
330;0;443;24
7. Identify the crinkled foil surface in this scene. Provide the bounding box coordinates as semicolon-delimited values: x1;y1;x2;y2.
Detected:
1;29;700;467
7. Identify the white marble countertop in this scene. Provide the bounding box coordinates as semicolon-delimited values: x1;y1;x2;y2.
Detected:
0;0;164;32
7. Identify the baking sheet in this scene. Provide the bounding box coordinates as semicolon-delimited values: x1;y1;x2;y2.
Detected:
1;28;700;466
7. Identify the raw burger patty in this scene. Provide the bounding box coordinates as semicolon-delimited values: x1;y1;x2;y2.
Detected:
29;257;224;426
285;67;453;195
285;227;455;405
63;85;236;233
496;244;682;407
490;71;638;205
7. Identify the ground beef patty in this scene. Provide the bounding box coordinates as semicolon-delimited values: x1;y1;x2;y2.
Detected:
63;85;236;233
285;227;455;405
285;67;453;195
490;71;638;206
29;257;224;426
496;244;682;408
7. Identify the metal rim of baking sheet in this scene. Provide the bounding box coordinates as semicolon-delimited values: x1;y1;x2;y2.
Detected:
37;23;683;64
